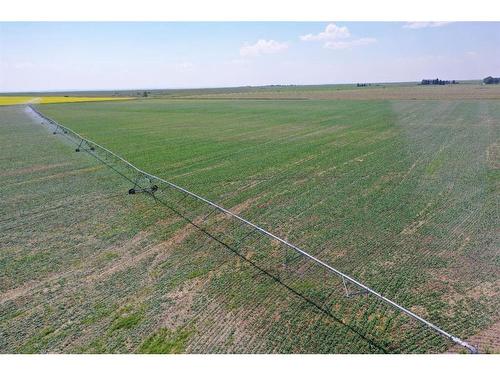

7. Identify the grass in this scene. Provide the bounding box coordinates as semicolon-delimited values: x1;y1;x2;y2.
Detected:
1;89;499;353
138;328;193;354
110;312;143;331
0;96;133;106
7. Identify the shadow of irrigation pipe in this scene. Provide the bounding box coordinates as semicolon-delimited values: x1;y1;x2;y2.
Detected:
149;193;390;354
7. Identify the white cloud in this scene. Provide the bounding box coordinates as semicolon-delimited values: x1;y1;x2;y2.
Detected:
300;23;350;41
300;23;376;50
325;37;377;50
240;39;289;57
403;22;452;29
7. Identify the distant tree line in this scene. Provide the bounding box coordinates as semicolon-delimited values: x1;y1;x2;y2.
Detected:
483;76;500;84
135;91;151;97
421;78;458;85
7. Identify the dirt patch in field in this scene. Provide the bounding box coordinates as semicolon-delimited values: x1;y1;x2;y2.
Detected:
37;166;105;181
147;222;199;271
448;320;500;353
439;278;500;317
88;224;179;283
409;305;428;318
400;220;426;235
223;195;262;217
159;276;211;330
83;231;150;281
0;269;75;304
0;162;70;178
467;280;500;300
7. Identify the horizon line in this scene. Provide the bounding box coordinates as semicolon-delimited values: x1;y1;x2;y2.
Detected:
0;77;487;94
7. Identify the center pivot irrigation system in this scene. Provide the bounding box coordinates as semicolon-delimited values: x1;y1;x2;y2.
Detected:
27;105;478;353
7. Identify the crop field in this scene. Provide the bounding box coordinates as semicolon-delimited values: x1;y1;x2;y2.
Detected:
186;83;500;100
0;96;133;106
1;88;499;353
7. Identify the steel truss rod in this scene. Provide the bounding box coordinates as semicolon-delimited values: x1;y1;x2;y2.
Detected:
27;105;478;353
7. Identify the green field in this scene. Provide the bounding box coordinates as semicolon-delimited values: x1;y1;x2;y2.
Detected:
1;90;499;353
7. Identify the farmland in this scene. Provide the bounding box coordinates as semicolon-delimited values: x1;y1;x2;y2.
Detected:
1;85;499;353
0;96;133;106
4;80;496;100
184;82;500;100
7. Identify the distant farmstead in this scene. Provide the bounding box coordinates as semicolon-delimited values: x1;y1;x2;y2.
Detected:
421;78;458;85
483;76;500;84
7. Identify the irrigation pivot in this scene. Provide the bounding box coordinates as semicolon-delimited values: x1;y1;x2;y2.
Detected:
27;105;478;354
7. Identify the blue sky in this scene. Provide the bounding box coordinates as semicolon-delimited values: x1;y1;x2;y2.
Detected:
0;22;499;92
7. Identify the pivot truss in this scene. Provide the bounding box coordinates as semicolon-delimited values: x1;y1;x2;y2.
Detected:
128;174;158;195
75;139;95;153
342;277;369;298
28;105;478;354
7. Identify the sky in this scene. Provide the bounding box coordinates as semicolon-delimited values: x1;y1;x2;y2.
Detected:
0;22;499;92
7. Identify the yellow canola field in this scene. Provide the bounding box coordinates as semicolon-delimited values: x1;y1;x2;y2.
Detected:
0;96;133;106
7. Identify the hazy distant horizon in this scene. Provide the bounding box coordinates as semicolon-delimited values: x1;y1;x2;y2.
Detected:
1;22;499;92
0;78;489;95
